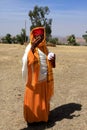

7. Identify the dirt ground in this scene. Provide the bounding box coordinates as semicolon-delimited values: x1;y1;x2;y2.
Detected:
0;44;87;130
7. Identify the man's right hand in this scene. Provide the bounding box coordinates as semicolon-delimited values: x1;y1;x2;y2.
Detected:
31;35;44;53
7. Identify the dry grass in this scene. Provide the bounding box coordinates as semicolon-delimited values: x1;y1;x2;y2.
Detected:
0;44;87;130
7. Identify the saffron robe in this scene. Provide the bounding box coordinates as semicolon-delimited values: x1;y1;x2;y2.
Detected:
22;27;54;123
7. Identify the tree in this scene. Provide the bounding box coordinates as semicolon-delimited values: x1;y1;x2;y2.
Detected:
16;34;22;44
21;29;28;43
1;29;28;44
16;28;28;44
67;34;77;45
2;33;12;43
1;37;7;43
11;36;16;43
28;5;52;40
49;37;59;45
82;31;87;43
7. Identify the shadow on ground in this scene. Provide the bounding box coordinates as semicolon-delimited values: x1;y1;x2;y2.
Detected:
20;102;82;130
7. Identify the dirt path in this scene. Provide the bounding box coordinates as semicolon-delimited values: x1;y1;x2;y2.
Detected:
0;44;87;130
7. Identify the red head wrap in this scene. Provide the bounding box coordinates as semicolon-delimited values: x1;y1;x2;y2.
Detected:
32;28;44;37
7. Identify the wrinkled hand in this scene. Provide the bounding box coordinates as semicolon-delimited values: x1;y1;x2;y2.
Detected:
31;35;44;53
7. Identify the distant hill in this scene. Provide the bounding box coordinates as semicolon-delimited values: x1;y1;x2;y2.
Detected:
58;36;86;45
76;37;86;45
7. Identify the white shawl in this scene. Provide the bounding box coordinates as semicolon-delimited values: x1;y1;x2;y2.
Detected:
22;44;31;81
22;44;54;82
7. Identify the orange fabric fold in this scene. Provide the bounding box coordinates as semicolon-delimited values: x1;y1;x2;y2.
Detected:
24;80;50;123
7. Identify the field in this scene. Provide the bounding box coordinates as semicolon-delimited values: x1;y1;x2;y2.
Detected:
0;44;87;130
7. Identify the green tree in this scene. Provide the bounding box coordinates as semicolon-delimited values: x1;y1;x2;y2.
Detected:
82;31;87;43
67;34;77;45
2;33;12;43
11;36;16;43
28;5;52;40
21;29;27;43
1;37;6;43
49;37;59;45
16;28;28;44
16;34;22;44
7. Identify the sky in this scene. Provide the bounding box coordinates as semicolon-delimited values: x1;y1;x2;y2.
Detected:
0;0;87;37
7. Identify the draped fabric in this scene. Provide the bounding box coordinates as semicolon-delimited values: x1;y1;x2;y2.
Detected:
23;27;54;123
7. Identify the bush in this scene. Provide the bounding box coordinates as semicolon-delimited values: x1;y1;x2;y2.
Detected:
48;37;59;45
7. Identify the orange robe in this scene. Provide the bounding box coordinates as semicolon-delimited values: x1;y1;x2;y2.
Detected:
23;27;54;123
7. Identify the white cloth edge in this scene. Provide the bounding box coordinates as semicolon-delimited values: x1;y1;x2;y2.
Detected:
22;44;31;81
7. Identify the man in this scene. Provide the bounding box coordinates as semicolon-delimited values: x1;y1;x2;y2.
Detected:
22;27;55;126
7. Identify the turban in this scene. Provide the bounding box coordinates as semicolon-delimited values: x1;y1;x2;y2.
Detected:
32;28;44;37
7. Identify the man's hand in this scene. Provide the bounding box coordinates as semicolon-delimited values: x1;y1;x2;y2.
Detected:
48;53;56;68
31;35;44;53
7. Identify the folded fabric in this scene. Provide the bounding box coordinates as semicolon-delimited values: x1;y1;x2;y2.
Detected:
22;44;31;81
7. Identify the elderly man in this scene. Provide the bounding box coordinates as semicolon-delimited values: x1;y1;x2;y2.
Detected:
22;27;55;126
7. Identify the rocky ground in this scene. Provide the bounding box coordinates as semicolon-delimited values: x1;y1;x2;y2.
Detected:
0;44;87;130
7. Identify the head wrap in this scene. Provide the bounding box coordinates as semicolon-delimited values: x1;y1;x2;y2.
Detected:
32;28;44;37
30;27;46;47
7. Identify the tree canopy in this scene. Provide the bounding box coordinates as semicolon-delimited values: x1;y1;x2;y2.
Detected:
1;29;28;44
82;31;87;43
28;5;52;40
67;34;77;45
